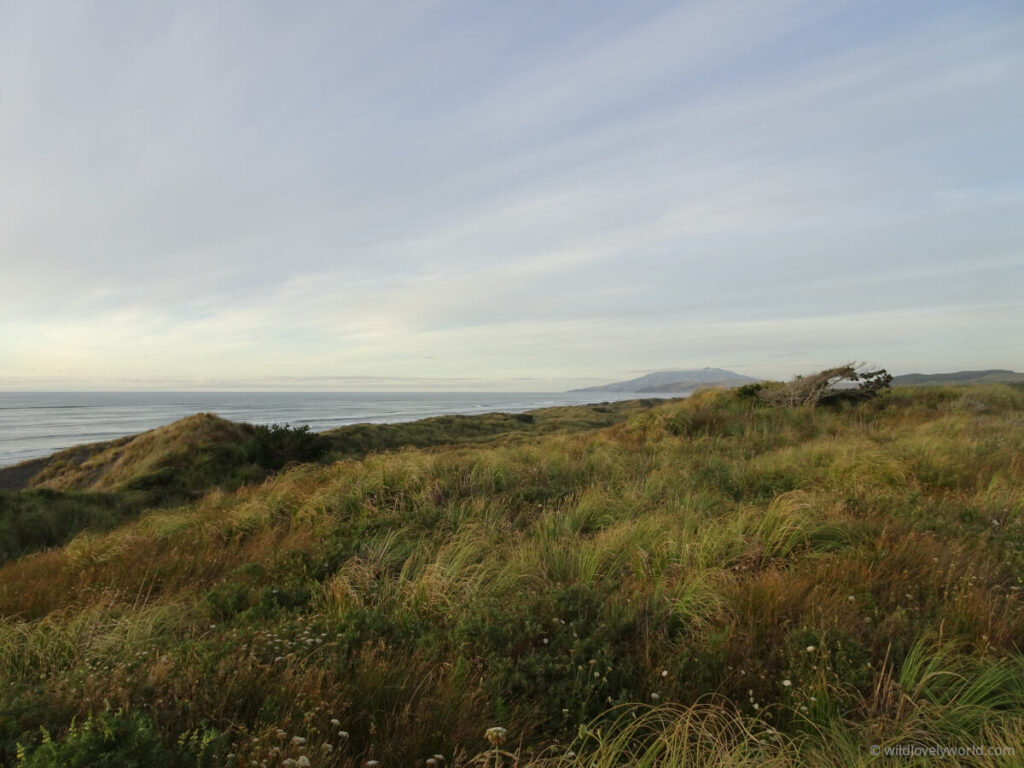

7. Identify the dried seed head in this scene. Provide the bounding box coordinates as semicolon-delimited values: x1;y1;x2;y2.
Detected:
485;726;508;746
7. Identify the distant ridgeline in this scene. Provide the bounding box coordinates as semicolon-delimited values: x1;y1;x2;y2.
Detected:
890;369;1024;386
570;367;758;394
572;367;1024;394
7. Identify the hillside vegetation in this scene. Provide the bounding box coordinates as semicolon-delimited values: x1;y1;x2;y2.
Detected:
1;401;660;564
1;386;1023;766
2;413;327;497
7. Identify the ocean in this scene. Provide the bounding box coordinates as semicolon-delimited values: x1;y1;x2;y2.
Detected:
0;390;664;468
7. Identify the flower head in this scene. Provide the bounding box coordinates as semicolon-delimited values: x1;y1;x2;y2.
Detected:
485;726;508;746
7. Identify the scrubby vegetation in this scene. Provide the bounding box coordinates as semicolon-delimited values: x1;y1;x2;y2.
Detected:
1;385;1023;766
0;489;150;565
321;400;664;457
0;402;659;564
8;414;328;496
0;417;333;562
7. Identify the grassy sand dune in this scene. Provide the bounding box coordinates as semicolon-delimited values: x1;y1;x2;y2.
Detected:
25;413;254;493
1;386;1023;765
0;401;661;566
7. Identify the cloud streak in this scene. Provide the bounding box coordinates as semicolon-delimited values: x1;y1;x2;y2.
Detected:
1;0;1022;389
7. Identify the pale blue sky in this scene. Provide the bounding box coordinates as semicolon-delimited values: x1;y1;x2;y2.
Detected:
1;0;1022;390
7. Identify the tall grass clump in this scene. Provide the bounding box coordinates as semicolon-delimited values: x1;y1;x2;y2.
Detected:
1;386;1023;764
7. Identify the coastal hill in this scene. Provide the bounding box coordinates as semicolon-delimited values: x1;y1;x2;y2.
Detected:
891;369;1024;386
569;367;758;393
0;400;664;562
0;400;661;496
571;367;1024;394
4;413;255;494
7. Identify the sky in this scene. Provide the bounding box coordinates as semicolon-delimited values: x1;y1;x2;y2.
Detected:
1;0;1022;391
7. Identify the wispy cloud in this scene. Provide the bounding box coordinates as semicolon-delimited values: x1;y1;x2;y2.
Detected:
1;0;1022;388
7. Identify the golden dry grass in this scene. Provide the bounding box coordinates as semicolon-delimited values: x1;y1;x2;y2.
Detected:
3;385;1024;765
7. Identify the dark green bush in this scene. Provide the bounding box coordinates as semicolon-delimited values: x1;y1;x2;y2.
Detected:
247;423;330;470
735;382;768;401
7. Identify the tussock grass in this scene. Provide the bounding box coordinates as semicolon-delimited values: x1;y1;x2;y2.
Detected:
2;385;1024;765
24;413;255;493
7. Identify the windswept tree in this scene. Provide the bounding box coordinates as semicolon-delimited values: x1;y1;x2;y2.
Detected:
759;364;892;407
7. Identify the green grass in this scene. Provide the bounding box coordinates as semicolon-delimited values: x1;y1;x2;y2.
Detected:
1;386;1022;766
0;401;663;565
320;398;667;456
13;414;330;495
0;489;152;565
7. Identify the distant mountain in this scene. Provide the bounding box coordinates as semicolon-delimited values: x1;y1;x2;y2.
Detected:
569;368;758;394
891;369;1024;386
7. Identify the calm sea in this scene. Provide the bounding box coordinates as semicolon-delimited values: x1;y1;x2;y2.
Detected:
0;391;662;468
